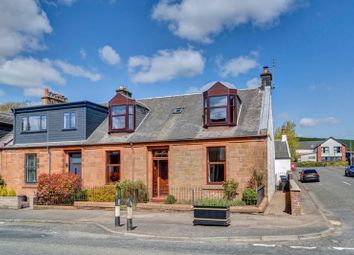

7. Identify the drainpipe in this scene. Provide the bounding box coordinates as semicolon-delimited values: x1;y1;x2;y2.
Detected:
130;143;135;180
47;122;51;175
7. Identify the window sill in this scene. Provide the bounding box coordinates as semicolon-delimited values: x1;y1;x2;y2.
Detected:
21;130;47;134
62;128;77;131
22;184;37;188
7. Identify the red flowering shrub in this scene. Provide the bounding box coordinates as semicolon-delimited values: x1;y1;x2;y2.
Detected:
36;173;82;205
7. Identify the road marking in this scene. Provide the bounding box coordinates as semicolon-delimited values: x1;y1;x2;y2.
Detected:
253;244;276;248
333;247;354;251
329;220;341;226
290;246;317;250
342;181;351;186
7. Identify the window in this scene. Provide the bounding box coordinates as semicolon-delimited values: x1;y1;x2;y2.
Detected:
106;151;120;183
64;112;76;129
110;105;135;131
334;146;342;153
203;82;238;127
207;147;225;184
25;154;37;183
322;147;329;154
21;115;46;132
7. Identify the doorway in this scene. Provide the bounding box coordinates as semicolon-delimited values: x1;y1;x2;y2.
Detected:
68;152;82;177
152;149;169;198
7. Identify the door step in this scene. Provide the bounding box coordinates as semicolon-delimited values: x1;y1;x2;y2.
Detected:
150;197;166;203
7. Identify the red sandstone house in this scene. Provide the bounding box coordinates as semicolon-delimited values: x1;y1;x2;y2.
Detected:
0;67;276;202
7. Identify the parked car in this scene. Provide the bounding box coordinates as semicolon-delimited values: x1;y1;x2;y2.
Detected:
299;169;320;182
344;166;354;177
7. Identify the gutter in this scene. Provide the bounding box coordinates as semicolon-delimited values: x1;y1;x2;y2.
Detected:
3;134;268;150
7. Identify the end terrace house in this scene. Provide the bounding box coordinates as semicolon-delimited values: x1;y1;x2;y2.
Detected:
0;67;276;201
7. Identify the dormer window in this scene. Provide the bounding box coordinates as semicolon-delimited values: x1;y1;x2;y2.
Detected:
203;82;238;127
111;105;135;130
109;86;136;133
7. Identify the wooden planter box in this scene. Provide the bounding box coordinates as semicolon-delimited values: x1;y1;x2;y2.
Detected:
0;196;21;209
193;206;230;226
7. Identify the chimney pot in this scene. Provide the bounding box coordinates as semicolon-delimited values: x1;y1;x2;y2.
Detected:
260;66;272;89
116;85;132;98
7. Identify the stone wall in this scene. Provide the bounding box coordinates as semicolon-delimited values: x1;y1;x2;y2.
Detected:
0;196;21;209
1;137;268;200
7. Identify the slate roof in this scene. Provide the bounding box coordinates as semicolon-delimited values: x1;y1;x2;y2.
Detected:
0;112;13;126
275;140;291;159
0;131;13;148
298;141;324;150
86;88;264;145
6;87;268;148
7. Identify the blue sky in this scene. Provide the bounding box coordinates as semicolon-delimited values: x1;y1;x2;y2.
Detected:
0;0;353;139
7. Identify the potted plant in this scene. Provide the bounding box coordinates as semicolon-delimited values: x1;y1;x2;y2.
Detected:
193;198;230;226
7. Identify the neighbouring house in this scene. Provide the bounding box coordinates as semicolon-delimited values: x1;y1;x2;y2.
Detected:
275;134;291;183
297;137;347;162
0;112;13;140
0;67;276;202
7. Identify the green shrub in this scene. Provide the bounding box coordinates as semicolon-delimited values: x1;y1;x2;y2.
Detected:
249;169;265;189
0;186;8;196
7;188;16;197
165;195;177;204
229;199;246;206
87;186;115;202
223;179;238;200
195;198;228;207
116;180;148;203
75;189;88;201
297;161;348;168
242;188;257;204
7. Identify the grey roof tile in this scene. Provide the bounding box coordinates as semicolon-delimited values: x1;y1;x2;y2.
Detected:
275;140;291;159
6;88;266;148
298;141;323;150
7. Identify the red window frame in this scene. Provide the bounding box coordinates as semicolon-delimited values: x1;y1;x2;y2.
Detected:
206;146;226;185
203;82;238;127
106;151;121;184
108;93;136;133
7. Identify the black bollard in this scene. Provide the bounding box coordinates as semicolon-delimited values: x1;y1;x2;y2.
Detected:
115;189;121;227
127;198;133;231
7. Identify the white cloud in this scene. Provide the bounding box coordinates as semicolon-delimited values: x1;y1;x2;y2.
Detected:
219;55;259;77
299;117;339;127
0;57;65;97
246;77;260;88
98;45;121;65
0;0;52;58
57;0;76;6
54;60;102;81
128;48;205;83
0;57;102;97
80;48;87;59
152;0;297;43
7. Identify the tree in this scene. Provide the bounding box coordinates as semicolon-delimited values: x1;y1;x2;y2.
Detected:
0;102;22;112
275;121;299;161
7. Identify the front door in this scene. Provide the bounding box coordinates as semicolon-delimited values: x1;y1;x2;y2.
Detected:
69;152;82;177
152;149;169;198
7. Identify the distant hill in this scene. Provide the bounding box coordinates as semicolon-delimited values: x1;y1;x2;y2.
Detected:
298;137;354;150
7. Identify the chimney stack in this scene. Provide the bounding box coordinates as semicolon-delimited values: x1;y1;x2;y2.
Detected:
260;66;272;89
41;88;67;105
116;85;132;98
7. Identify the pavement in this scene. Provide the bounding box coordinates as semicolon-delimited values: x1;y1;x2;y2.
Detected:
0;178;333;242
